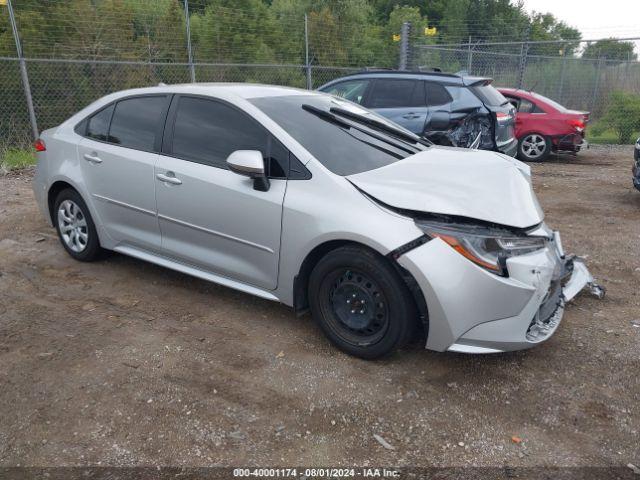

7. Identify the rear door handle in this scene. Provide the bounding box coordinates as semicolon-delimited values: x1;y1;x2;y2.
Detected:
83;153;102;164
402;113;422;119
156;172;182;185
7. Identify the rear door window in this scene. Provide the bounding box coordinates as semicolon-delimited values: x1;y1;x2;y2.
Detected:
323;80;370;105
367;79;424;108
109;96;167;151
86;105;114;142
424;82;452;107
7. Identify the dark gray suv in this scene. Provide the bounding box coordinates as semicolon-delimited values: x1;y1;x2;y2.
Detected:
318;70;518;157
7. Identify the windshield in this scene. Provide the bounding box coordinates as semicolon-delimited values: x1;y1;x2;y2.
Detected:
250;95;427;176
471;84;509;107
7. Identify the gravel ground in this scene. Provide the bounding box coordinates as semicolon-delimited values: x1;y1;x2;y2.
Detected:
0;146;639;469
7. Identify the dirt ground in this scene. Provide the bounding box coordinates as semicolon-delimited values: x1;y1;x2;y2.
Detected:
0;146;639;470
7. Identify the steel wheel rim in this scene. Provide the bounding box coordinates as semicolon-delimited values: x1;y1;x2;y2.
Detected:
57;200;88;253
521;134;547;159
325;269;389;346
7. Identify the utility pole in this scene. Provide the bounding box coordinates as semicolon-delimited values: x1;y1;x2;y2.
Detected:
184;0;196;83
399;22;412;70
6;0;38;139
467;35;473;73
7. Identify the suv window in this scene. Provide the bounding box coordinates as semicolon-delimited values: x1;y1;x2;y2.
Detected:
109;96;167;151
368;79;424;108
471;84;508;107
324;79;369;105
170;96;269;170
424;82;452;106
86;104;114;142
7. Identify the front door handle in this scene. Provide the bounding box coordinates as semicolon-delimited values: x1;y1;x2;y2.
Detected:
156;172;182;185
402;112;422;119
83;153;102;164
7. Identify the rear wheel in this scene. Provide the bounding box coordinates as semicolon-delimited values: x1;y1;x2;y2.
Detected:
54;188;104;261
517;133;551;162
308;246;417;359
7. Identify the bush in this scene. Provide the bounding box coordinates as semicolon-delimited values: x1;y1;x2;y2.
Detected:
597;91;640;144
0;147;36;172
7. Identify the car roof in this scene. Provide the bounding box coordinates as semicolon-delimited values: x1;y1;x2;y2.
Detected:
498;87;563;109
109;83;318;100
319;70;492;87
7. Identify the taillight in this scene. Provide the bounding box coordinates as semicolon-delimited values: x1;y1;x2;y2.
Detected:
496;112;512;122
34;138;46;152
567;119;585;131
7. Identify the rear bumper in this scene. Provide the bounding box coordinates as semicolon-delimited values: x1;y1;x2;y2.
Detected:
553;132;586;152
397;230;601;354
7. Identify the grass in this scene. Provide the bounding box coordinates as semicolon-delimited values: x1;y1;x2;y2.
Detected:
587;126;640;145
0;147;37;172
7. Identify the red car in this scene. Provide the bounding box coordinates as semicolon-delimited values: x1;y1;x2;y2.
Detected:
498;88;589;161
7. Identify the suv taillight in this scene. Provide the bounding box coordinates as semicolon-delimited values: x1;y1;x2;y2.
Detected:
496;112;512;122
34;138;46;152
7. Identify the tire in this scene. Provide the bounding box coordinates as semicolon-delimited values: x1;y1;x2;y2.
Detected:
517;133;551;162
308;245;418;359
53;188;104;261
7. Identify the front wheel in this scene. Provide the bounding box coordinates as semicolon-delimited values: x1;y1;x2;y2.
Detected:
308;246;418;359
517;133;551;162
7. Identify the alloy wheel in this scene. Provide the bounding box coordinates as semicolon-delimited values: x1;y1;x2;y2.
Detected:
521;134;547;159
57;199;89;253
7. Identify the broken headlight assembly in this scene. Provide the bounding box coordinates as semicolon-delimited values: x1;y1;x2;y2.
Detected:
416;221;547;276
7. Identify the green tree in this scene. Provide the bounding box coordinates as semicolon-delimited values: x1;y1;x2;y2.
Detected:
582;39;637;62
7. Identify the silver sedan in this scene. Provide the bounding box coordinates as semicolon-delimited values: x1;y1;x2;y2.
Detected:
32;84;602;359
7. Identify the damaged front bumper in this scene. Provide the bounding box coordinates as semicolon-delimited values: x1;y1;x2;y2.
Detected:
397;230;604;354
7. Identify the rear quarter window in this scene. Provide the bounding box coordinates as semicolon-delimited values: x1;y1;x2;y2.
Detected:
86;105;114;141
471;85;508;107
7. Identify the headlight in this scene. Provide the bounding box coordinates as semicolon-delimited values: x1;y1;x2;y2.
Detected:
416;221;547;276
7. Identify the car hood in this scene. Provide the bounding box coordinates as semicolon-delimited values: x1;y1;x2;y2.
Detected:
346;146;544;229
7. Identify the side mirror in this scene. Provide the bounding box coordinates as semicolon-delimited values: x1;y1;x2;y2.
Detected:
226;150;270;192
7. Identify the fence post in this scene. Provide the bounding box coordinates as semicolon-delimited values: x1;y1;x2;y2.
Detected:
557;45;567;102
399;22;411;70
6;0;38;140
467;36;473;73
183;0;196;82
591;57;604;114
304;13;312;90
516;24;530;89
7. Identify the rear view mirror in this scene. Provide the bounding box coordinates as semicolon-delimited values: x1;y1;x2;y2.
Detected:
226;150;270;191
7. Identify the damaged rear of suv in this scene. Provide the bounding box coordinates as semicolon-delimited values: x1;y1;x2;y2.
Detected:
318;70;518;156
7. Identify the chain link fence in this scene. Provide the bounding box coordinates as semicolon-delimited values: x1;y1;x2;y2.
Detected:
1;1;639;148
412;39;640;142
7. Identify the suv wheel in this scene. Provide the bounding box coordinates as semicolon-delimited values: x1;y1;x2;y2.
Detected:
54;188;104;261
308;246;417;359
518;133;551;162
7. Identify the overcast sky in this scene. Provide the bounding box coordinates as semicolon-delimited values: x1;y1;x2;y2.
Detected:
521;0;640;51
